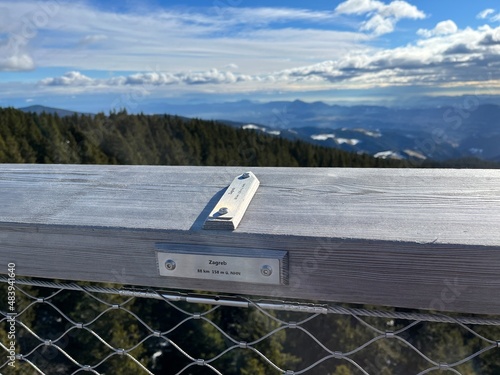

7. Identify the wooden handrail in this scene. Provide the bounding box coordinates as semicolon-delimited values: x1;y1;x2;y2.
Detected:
0;164;499;314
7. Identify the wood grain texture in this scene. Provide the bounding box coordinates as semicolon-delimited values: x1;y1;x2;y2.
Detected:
0;164;499;314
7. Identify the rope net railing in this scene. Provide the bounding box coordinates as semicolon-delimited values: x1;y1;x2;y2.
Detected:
1;277;499;375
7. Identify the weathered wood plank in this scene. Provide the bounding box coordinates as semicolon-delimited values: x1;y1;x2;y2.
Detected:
1;164;499;314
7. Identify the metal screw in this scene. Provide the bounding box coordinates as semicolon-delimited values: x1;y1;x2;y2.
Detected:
241;172;250;179
165;259;176;271
218;207;229;215
261;265;273;277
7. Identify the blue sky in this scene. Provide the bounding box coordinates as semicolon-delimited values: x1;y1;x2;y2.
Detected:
2;0;500;112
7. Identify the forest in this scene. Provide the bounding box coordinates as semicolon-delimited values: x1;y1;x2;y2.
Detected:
0;107;411;168
0;107;499;374
0;107;498;168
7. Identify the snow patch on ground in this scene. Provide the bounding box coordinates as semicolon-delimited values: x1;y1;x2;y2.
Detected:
311;134;336;141
243;124;280;135
374;150;404;160
336;138;360;146
243;124;265;131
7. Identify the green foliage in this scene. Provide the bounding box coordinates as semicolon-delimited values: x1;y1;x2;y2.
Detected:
2;106;498;168
421;157;500;169
279;311;500;375
0;107;413;168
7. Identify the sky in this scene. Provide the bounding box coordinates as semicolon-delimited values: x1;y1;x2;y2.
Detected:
2;0;500;112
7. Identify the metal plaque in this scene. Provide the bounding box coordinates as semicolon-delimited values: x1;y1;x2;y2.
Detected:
156;243;288;285
203;171;260;230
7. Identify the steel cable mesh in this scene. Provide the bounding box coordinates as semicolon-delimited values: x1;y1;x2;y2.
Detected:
1;278;500;375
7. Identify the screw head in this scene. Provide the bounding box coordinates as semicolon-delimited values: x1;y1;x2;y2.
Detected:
165;259;176;271
218;207;229;215
261;265;273;277
241;172;250;179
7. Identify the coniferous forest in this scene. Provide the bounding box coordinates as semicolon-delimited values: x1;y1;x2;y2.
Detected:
0;107;412;167
0;107;500;374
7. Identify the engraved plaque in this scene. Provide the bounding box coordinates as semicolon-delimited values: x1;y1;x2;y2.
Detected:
156;243;288;285
203;171;260;230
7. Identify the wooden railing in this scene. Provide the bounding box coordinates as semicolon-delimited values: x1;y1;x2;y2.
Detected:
0;165;499;315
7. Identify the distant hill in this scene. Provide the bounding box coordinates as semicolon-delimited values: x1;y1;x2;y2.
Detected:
14;102;500;164
0;107;409;168
168;99;500;162
232;123;464;162
19;105;92;117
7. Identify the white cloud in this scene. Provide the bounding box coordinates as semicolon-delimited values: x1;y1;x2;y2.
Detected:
335;0;426;35
39;71;94;86
220;7;336;24
361;14;395;35
0;24;36;71
181;69;242;85
335;0;382;15
380;0;425;19
280;24;500;87
0;1;369;75
34;20;500;96
475;8;500;23
335;0;425;19
123;72;178;86
432;20;459;35
6;0;500;100
37;21;500;93
0;53;34;71
477;9;495;20
417;20;458;38
38;69;257;88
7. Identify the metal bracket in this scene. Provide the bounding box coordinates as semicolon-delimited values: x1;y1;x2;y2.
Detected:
203;172;260;230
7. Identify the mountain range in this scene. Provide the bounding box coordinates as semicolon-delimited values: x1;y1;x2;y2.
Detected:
19;99;500;162
156;99;500;162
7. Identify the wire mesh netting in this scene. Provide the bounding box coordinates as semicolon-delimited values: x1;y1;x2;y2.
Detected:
1;277;499;375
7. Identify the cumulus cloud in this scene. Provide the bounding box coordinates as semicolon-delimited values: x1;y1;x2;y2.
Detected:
36;22;500;92
417;20;458;38
39;71;95;86
124;72;178;86
281;24;500;87
0;31;35;71
38;69;256;88
9;0;500;98
181;69;241;85
335;0;426;35
120;70;249;86
360;14;395;35
0;53;35;71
